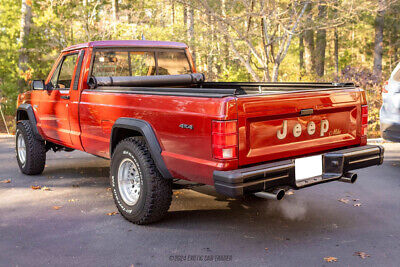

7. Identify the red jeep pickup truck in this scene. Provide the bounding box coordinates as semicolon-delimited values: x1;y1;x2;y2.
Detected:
16;40;384;224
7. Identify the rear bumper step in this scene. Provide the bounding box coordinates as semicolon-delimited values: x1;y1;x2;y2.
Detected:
213;145;384;198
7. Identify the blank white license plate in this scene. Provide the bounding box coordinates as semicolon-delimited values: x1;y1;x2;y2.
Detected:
295;155;323;181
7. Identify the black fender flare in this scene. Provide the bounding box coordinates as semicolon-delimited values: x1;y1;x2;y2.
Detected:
110;118;173;179
16;103;43;141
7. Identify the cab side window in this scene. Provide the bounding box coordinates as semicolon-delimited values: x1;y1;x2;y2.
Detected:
49;61;62;89
49;53;78;89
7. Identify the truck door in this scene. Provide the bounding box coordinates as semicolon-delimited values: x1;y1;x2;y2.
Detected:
39;52;79;146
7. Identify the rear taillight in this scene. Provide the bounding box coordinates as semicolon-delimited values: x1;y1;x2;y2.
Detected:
361;105;368;138
212;120;238;160
382;81;388;94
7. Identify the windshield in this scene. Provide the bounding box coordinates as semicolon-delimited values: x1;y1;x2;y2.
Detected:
391;62;400;82
91;49;191;77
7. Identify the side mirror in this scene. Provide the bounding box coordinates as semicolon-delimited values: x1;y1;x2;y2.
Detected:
31;80;45;90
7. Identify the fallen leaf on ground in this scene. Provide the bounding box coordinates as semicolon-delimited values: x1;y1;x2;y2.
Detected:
106;187;111;191
173;191;183;195
31;185;41;190
338;198;349;204
353;203;361;207
324;256;338;263
354;251;370;259
286;191;294;195
53;206;62;210
41;186;51;191
0;179;11;183
106;212;118;216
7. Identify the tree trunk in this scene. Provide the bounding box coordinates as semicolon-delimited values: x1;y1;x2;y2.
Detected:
315;3;327;77
315;29;326;76
299;33;304;73
171;1;175;25
187;5;195;64
112;0;119;21
271;2;309;82
334;28;339;75
183;3;187;27
260;15;271;81
394;11;399;65
373;0;386;79
304;30;314;74
272;63;281;82
303;4;314;74
207;12;213;81
83;0;90;41
70;24;74;44
221;0;229;70
18;0;32;92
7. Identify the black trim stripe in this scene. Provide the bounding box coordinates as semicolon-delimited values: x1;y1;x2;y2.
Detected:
85;88;234;98
73;50;85;90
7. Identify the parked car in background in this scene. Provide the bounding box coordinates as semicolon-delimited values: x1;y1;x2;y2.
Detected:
381;63;400;142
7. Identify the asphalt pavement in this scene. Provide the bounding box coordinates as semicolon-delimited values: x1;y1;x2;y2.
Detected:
0;137;399;266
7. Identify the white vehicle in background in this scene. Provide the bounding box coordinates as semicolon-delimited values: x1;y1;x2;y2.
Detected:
381;63;400;142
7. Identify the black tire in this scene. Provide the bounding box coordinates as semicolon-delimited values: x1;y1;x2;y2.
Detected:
110;137;172;224
16;120;46;175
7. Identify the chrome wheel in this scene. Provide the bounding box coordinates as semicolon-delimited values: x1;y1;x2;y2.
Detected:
117;158;142;205
17;133;26;165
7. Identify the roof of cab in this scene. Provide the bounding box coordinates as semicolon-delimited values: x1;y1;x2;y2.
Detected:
62;40;188;52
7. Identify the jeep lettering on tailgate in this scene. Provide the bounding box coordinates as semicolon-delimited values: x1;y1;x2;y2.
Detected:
277;119;329;139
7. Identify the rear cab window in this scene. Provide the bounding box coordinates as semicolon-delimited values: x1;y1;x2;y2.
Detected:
157;51;191;75
91;48;191;78
92;51;156;77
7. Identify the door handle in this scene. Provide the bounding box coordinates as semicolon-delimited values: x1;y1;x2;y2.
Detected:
60;95;70;100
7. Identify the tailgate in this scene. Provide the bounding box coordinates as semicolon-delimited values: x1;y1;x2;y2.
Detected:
237;88;362;166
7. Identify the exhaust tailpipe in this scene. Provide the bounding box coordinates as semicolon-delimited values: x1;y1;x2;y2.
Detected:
339;172;358;184
254;189;285;201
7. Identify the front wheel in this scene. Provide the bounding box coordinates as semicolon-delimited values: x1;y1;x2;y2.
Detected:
16;120;46;175
110;137;172;224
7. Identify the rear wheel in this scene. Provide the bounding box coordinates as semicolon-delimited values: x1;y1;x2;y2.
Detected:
16;120;46;175
110;137;172;224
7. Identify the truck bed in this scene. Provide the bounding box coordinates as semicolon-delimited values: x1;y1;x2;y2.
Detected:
78;78;365;184
91;81;356;98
